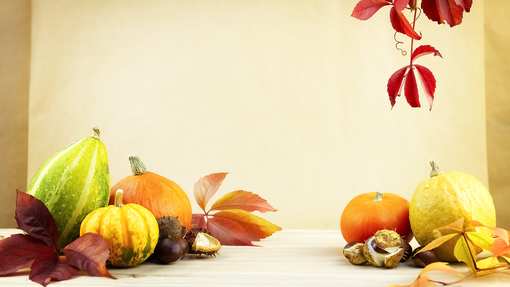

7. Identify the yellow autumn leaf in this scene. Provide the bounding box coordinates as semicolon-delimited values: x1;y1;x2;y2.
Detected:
454;236;477;272
213;209;282;241
437;217;464;232
466;231;494;252
417;233;459;254
476;256;500;276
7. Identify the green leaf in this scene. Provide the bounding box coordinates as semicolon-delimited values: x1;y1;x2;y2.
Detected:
466;231;495;252
454;235;478;272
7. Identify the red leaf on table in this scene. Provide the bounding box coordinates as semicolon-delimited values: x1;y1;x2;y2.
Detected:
209;190;278;213
390;7;422;40
15;190;58;248
0;234;47;275
63;233;115;279
29;246;78;287
351;0;391;20
194;173;228;212
213;209;282;241
387;66;409;109
192;214;208;229
421;0;465;27
206;216;254;246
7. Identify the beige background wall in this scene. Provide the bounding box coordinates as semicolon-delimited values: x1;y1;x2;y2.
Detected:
1;1;508;230
0;0;31;227
485;0;510;230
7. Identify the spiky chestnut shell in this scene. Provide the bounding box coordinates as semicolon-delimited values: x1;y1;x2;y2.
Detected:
362;230;405;268
157;216;186;240
185;228;221;256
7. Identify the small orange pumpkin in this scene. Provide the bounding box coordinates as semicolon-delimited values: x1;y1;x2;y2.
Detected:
340;192;412;244
110;155;192;230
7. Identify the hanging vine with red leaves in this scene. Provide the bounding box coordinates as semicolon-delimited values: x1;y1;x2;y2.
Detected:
351;0;473;110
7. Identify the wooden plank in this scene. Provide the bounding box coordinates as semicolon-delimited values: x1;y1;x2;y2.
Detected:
0;229;509;286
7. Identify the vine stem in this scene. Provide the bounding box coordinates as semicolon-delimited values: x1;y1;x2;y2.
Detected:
462;232;479;271
410;7;418;65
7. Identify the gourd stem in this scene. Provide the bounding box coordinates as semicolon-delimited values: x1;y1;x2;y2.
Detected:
373;191;384;202
430;159;444;177
114;189;124;208
129;155;147;175
92;127;100;139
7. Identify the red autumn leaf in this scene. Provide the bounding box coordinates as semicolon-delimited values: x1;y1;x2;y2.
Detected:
206;216;254;246
414;64;436;110
29;246;78;287
393;0;410;11
387;45;441;109
404;67;420;107
387;66;409;108
194;172;228;212
209;190;278;213
389;7;422;40
0;191;114;286
213;209;282;241
421;0;465;27
0;234;47;275
63;233;115;279
411;45;443;62
15;190;58;248
351;0;391;20
192;214;208;229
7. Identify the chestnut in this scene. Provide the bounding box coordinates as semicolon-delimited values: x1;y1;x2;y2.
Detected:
151;237;189;264
400;242;413;262
343;241;367;265
412;246;438;267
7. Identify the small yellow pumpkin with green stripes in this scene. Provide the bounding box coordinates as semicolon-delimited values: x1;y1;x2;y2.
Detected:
80;189;159;267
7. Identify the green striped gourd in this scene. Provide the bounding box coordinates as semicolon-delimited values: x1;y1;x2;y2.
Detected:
27;127;110;251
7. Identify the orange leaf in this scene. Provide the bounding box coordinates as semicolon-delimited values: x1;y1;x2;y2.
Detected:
209;190;277;213
422;262;460;275
437;217;464;232
493;237;510;257
471;220;509;245
193;173;228;212
418;233;460;254
213;209;282;241
206;216;254;246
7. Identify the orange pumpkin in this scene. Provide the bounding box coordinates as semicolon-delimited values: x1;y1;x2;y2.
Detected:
110;155;192;231
340;192;412;244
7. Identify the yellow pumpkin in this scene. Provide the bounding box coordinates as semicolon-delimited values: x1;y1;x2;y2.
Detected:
409;160;496;262
80;189;159;267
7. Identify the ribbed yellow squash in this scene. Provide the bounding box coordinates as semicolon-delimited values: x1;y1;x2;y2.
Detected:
80;189;159;267
409;160;496;262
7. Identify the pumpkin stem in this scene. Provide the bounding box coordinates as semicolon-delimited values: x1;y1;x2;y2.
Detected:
129;155;147;175
373;191;384;202
114;189;124;208
92;127;100;139
430;159;444;177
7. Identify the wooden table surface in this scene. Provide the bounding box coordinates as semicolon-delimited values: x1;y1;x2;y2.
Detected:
1;229;509;286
